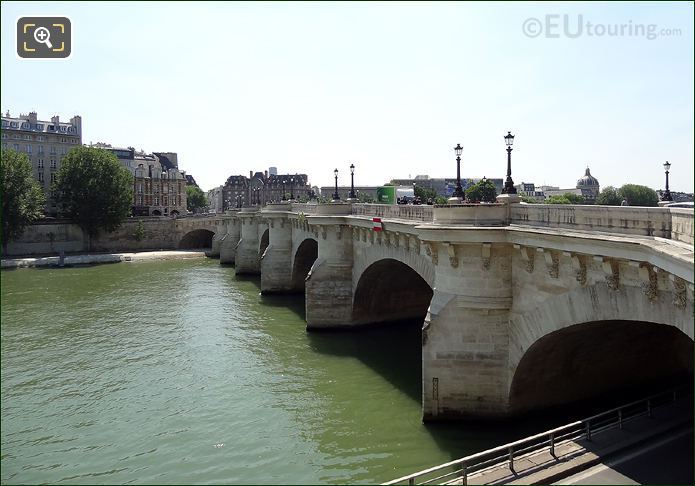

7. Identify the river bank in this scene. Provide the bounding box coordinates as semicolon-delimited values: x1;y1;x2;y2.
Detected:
1;249;209;269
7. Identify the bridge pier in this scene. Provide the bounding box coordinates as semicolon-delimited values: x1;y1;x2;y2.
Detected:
219;218;240;265
235;211;261;275
261;216;294;293
306;224;354;328
422;242;513;420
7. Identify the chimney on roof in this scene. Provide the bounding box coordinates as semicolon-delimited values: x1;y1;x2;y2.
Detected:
4;110;9;117
264;170;268;178
250;170;253;178
51;115;60;125
28;111;38;123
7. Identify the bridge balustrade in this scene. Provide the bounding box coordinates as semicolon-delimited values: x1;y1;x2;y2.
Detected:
351;203;434;221
510;203;694;242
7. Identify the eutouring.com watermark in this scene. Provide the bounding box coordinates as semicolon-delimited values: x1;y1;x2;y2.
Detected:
522;15;682;40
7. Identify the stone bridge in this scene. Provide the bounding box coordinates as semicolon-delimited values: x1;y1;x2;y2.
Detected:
213;200;693;420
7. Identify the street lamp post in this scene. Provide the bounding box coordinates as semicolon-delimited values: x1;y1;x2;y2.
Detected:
452;143;464;199
290;177;295;200
282;180;287;201
661;161;673;201
333;169;340;201
502;131;517;194
349;164;357;199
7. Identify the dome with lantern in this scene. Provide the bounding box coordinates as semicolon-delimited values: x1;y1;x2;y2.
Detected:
576;167;600;202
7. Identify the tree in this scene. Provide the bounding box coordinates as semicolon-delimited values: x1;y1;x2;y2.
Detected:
133;219;146;241
187;185;207;212
54;146;133;245
520;195;540;204
563;192;585;204
546;195;572;204
358;191;375;203
434;196;448;205
465;179;497;202
618;184;659;207
596;186;623;206
1;149;46;254
414;185;437;202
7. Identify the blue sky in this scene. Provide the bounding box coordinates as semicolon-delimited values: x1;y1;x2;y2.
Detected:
2;1;693;192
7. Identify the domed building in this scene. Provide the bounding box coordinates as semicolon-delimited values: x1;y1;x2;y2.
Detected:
576;167;600;203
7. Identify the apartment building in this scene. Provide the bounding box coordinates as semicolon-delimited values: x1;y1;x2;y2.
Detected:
1;111;82;215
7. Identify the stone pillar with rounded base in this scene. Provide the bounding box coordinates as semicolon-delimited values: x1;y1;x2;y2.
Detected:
305;224;354;329
235;211;261;275
261;217;294;294
421;242;513;420
208;223;226;258
219;218;240;265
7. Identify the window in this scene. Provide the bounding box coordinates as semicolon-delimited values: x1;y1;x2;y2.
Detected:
13;134;20;139
59;126;66;132
38;159;44;169
36;124;43;130
24;134;31;140
48;125;55;131
38;172;44;182
13;144;19;151
10;121;18;128
138;184;143;194
21;122;30;129
51;173;56;183
137;196;143;206
38;145;44;154
50;160;57;169
50;146;56;154
26;145;32;153
37;135;45;141
154;196;159;205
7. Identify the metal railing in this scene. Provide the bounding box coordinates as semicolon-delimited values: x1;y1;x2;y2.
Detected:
384;387;689;485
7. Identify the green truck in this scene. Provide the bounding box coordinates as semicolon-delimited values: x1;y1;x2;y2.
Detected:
376;186;414;204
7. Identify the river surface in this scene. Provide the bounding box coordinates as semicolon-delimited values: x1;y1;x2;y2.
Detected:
2;258;566;484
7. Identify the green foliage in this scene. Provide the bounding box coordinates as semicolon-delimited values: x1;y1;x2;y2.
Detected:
435;196;448;205
545;193;585;205
133;219;146;241
465;179;497;202
414;185;437;201
546;195;572;204
54;146;133;237
563;192;586;204
618;184;659;207
1;149;46;251
520;195;541;204
358;191;375;203
596;186;623;206
187;185;207;212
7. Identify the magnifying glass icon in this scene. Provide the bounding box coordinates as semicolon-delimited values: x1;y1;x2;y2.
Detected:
33;27;53;49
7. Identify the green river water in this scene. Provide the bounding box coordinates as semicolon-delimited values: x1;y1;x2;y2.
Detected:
2;257;566;484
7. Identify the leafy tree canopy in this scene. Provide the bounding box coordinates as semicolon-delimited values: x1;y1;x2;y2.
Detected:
414;185;437;201
1;149;46;252
562;193;586;204
618;184;659;207
54;146;133;237
465;178;497;202
596;186;623;206
546;195;572;204
187;185;207;212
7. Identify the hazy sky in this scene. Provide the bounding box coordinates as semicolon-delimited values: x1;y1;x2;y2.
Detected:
2;1;693;192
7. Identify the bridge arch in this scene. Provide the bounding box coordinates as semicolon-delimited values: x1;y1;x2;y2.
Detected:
292;238;318;292
179;229;215;249
259;228;270;256
352;258;434;326
509;283;694;414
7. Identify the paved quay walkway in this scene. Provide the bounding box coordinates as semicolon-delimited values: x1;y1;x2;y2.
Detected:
1;249;208;269
460;399;692;485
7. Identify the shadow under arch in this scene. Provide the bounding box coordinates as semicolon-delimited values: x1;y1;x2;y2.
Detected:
179;229;214;249
509;319;694;415
259;228;270;256
352;258;434;326
292;238;318;292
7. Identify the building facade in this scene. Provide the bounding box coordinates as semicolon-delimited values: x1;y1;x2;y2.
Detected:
207;185;224;213
221;169;310;209
88;143;187;216
1;111;82;215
